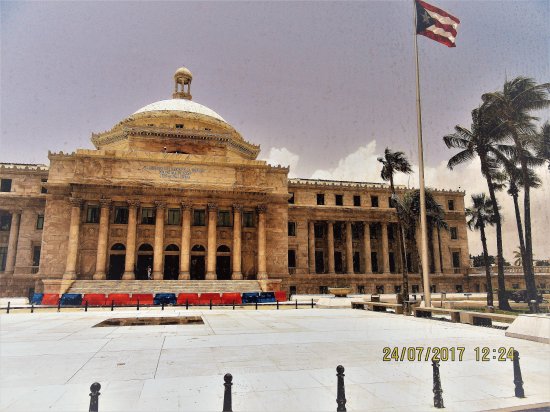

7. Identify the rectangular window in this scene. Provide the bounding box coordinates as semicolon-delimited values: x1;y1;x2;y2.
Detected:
175;124;184;128
32;246;41;267
288;221;296;236
430;285;437;293
334;251;343;273
218;210;231;227
41;179;47;194
450;227;458;240
512;283;520;289
370;224;378;239
353;195;361;207
315;250;325;273
243;211;254;228
371;195;379;207
288;249;296;268
455;285;463;293
141;208;156;225
352;223;361;240
448;199;455;211
36;214;44;230
388;226;394;240
334;223;343;240
353;251;360;273
0;179;12;192
289;286;297;296
412;284;419;293
193;209;206;226
316;193;325;205
357;285;365;294
167;209;181;225
371;252;378;272
0;215;10;231
452;251;461;268
86;205;100;223
335;194;343;206
314;223;324;239
376;285;385;294
388;197;393;208
0;246;7;271
114;207;129;224
288;192;295;204
320;286;329;294
394;285;402;294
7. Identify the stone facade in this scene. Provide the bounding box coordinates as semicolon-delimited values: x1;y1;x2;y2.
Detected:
4;67;531;298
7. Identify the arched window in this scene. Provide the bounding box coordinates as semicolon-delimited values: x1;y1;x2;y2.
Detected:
217;245;230;253
165;244;179;252
138;243;153;252
191;245;205;252
111;243;126;251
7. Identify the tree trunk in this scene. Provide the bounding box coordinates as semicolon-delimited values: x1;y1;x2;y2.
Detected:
520;157;538;309
437;226;443;273
482;158;511;310
479;224;494;307
390;176;409;304
512;191;529;271
428;223;435;273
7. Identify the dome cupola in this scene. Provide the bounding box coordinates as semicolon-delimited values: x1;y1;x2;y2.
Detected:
173;66;193;100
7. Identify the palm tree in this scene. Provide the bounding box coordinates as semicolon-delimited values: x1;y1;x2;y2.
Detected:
465;193;496;307
536;121;550;170
443;107;512;310
513;247;523;267
482;77;550;306
377;148;413;303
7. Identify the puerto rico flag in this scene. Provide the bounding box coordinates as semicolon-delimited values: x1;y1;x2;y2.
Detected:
416;0;460;47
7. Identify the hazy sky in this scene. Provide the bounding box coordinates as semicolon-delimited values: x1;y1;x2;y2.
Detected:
1;1;549;259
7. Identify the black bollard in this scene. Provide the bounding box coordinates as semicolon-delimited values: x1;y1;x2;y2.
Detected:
137;299;140;311
432;360;444;408
111;300;114;312
513;350;525;398
57;299;61;312
277;300;279;310
162;302;165;311
336;365;346;412
222;373;233;412
89;382;101;412
31;303;34;313
85;301;88;312
295;299;298;309
186;299;189;310
210;299;212;310
311;298;314;308
255;301;258;310
6;301;10;314
233;300;235;310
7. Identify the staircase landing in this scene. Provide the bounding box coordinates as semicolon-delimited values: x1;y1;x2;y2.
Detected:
67;280;263;295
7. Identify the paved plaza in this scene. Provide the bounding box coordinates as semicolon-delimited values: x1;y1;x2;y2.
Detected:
1;308;549;411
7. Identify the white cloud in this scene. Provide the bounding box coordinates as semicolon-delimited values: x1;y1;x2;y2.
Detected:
260;147;300;178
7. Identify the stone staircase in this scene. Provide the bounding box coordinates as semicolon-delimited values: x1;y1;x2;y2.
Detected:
67;280;263;295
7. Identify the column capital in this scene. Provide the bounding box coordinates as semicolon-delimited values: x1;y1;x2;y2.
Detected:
232;204;243;212
154;201;167;210
180;202;191;210
99;198;112;209
69;197;83;208
127;199;141;208
207;203;218;211
256;204;267;214
327;219;335;225
8;208;22;215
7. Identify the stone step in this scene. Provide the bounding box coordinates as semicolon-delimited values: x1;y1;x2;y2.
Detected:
67;280;263;294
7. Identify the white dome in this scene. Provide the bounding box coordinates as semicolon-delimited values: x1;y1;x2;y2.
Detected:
133;99;226;123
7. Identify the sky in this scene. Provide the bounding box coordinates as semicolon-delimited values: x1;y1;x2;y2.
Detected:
1;1;549;261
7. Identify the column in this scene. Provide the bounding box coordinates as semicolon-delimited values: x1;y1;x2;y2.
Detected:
381;222;390;274
433;227;442;274
152;201;166;280
327;221;335;274
122;200;139;279
63;197;83;280
308;221;315;273
232;204;243;280
346;221;354;274
363;222;372;274
206;203;217;280
179;203;191;280
4;210;21;274
93;199;111;280
257;205;268;280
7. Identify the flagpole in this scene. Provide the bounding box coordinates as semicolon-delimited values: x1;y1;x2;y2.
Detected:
413;0;432;307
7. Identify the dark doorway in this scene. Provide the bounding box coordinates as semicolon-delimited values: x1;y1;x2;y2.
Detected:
137;255;153;280
353;252;360;273
190;256;205;280
335;251;343;273
217;256;231;280
164;256;179;280
108;255;125;280
315;250;324;274
371;252;379;273
389;252;396;273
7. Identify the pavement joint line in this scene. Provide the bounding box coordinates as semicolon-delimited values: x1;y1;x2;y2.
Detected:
153;335;166;379
64;334;113;384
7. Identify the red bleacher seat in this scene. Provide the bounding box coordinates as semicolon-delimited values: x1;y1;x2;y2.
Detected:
41;294;60;305
130;294;154;305
177;293;199;305
199;293;222;305
221;293;242;305
82;294;106;306
274;291;287;302
106;293;130;305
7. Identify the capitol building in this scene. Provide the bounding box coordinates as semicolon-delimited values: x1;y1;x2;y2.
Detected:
0;67;472;297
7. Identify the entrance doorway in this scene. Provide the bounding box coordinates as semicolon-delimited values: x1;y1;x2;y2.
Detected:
107;243;126;280
216;245;231;280
136;243;154;280
315;250;325;274
164;244;180;280
190;245;206;280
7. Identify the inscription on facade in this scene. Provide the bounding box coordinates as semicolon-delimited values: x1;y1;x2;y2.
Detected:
143;166;205;180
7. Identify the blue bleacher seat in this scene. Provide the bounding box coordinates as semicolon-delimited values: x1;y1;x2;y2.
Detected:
241;292;260;304
31;293;43;305
258;292;276;303
154;293;177;305
60;293;83;306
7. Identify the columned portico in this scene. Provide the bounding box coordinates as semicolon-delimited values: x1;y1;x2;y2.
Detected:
63;197;82;280
381;222;390;274
345;221;353;274
363;222;372;274
206;203;217;280
308;221;315;273
4;210;21;275
179;203;191;279
256;205;267;280
232;204;243;280
153;201;166;280
327;220;335;274
93;199;111;280
122;200;139;279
